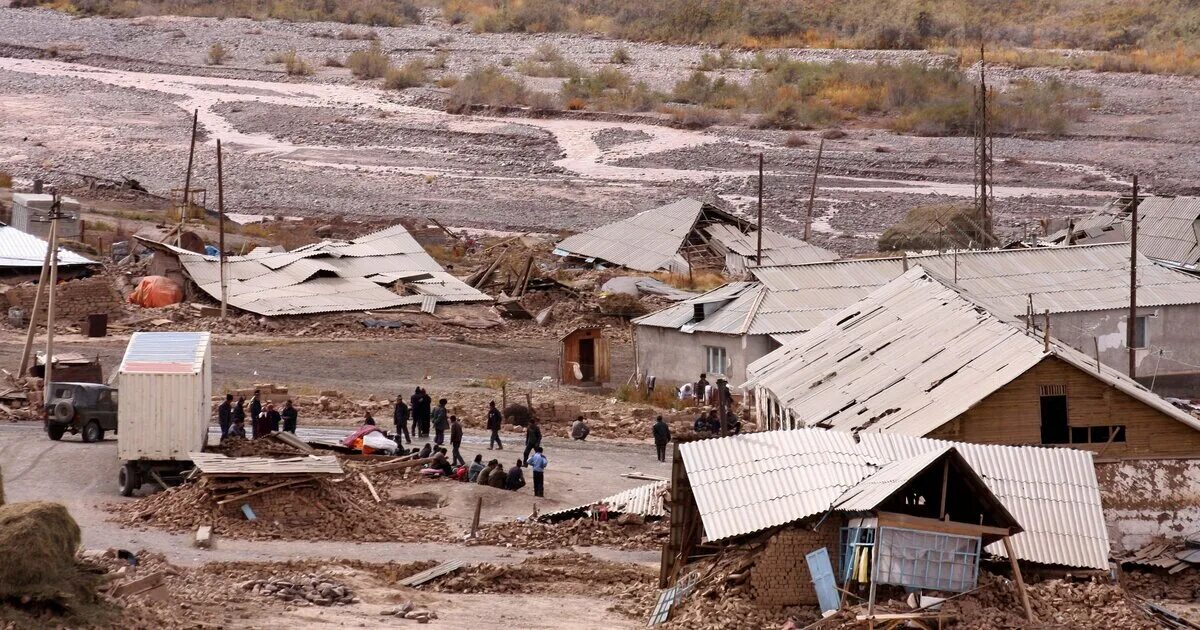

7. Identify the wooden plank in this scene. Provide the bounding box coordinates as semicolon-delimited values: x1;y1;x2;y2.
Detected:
1002;536;1036;623
359;472;381;503
469;496;483;538
194;525;212;548
877;512;1012;538
398;560;464;587
368;456;434;474
112;572;165;598
215;476;316;506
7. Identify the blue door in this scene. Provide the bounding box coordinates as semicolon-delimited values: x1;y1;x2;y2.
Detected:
806;547;840;615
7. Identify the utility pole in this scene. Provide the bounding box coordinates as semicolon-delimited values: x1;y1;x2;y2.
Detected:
43;194;62;405
1128;175;1139;379
973;43;993;247
179;109;199;246
216;139;228;318
756;153;764;265
17;210;56;377
804;138;825;241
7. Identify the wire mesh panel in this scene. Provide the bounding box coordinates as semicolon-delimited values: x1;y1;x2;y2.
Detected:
873;526;981;593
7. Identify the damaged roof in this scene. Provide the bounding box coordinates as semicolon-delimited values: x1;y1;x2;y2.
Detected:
1048;196;1200;270
637;243;1200;337
539;480;668;522
678;428;1109;569
744;268;1200;436
0;223;95;268
141;224;490;316
554;197;836;273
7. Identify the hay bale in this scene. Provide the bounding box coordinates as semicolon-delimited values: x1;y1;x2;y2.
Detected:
878;203;995;252
0;502;82;602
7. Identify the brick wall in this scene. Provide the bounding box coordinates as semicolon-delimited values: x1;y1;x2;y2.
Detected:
750;519;842;607
5;276;121;324
220;485;324;526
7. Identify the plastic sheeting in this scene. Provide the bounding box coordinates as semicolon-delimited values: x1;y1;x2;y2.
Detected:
127;275;183;308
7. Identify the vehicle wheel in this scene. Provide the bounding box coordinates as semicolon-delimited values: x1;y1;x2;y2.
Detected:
47;424;65;441
118;463;140;497
82;420;103;443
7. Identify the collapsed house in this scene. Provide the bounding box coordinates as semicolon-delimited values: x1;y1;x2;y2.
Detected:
661;429;1108;617
136;224;490;316
745;268;1200;459
635;243;1200;393
1046;195;1200;273
554;198;837;276
539;480;667;523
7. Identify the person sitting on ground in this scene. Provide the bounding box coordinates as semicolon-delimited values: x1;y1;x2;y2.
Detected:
341;413;381;447
706;409;721;434
435;448;454;476
488;462;507;489
467;454;486;482
505;460;526;491
693;412;708;433
476;460;495;486
228;417;247;440
570;416;590;441
418;442;433;459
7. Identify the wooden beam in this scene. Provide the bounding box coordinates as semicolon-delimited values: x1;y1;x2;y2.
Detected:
470;496;483;538
938;458;949;519
359;472;382;503
214;476;316;506
1002;536;1036;623
367;456;434;474
877;512;1011;538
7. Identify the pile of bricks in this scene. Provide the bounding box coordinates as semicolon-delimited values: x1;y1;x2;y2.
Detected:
5;276;120;324
749;521;840;607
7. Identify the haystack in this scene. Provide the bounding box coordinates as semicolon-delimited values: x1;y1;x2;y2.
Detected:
878;203;996;251
0;502;82;603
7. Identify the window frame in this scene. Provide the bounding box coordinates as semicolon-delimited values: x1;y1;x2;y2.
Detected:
704;345;728;376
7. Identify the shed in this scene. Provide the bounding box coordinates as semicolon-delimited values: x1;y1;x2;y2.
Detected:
117;331;212;462
560;326;610;386
10;193;81;240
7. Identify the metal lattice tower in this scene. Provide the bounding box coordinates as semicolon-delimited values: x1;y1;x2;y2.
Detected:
972;45;995;247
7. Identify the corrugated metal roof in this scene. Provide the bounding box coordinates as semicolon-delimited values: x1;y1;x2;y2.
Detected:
556;198;705;272
857;434;1109;569
832;447;952;512
190;452;343;475
638;243;1200;335
704;223;838;267
143;224;490;317
119;332;210;374
1048;197;1200;268
679;429;1110;569
539;480;668;521
0;223;94;268
745;268;1200;436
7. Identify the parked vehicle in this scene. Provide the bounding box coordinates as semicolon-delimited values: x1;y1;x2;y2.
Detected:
43;382;118;442
116;331;212;496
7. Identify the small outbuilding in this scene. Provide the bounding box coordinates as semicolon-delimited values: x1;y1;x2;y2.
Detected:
9;193;81;240
560;326;610;386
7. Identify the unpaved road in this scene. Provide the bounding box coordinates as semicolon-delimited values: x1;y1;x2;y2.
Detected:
1;7;1195;255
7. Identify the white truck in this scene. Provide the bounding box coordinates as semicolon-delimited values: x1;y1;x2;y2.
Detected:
116;331;212;496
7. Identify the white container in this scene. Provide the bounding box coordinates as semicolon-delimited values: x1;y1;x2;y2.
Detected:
117;332;212;462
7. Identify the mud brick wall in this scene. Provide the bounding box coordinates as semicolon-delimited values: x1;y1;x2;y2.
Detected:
221;486;324;527
5;276;120;323
751;519;841;607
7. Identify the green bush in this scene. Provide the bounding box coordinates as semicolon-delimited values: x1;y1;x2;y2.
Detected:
347;41;390;79
384;60;428;89
446;66;529;112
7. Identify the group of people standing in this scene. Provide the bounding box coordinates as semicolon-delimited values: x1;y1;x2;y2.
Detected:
216;389;299;442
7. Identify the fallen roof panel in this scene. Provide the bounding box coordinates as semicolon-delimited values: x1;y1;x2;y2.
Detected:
0;223;95;268
189;453;344;475
556;198;705;272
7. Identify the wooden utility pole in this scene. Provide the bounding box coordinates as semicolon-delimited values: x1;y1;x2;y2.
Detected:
216;139;228;318
43;195;62;405
974;43;993;245
17;214;56;377
804;138;824;241
179;109;199;246
1128;175;1139;379
756;153;764;264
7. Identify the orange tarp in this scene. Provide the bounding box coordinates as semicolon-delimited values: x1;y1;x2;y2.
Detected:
128;275;183;308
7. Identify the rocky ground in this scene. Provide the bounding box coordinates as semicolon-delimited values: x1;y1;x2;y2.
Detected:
0;7;1196;255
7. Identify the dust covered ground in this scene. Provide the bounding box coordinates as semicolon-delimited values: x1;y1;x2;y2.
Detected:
0;7;1197;254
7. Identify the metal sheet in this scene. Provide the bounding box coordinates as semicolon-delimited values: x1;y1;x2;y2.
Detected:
539;480;668;521
0;224;94;268
190;453;343;475
555;198;705;272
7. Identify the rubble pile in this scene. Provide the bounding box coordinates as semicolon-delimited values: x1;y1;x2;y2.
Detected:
378;601;439;623
660;546;814;630
1122;567;1200;601
429;551;655;605
109;473;450;542
940;573;1157;629
239;572;358;606
469;517;667;550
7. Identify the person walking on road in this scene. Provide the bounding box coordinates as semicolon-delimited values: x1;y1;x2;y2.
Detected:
218;394;233;441
281;399;298;433
449;415;465;466
527;446;548;498
486;400;503;450
523;418;542;461
432;398;449;445
652;415;672;463
393;395;411;445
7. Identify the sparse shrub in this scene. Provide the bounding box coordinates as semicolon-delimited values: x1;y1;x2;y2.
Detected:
346;41;390;79
446;65;528;112
528;90;560;110
783;133;807;147
324;56;344;67
338;28;379;40
206;42;228;65
663;105;723;129
436;75;460;88
564;96;586;110
610;45;632;65
269;50;313;76
698;49;739;71
383;59;427;89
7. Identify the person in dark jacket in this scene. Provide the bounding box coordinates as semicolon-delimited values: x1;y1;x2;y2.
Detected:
414;388;432;437
228;417;247;440
694;374;709;403
432;399;449;445
218;394;233;441
486;400;503;450
505;460;526;491
281;399;298;433
449;415;465;466
249;389;262;428
393;395;411;445
233;395;246;431
418;442;433;459
488;462;507;489
652;416;671;462
476;459;496;486
523;419;542;461
264;403;282;433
